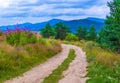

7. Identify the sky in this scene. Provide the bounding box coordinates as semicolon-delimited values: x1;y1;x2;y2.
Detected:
0;0;111;25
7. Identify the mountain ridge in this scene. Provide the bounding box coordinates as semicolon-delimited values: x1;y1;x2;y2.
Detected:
0;17;105;33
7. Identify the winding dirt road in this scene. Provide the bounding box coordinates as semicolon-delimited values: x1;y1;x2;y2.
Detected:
4;44;88;83
59;45;88;83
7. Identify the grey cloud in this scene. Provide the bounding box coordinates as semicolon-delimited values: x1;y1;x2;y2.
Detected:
0;0;110;25
1;12;28;17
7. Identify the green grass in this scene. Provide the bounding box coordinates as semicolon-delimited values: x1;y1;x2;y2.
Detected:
42;49;76;83
0;37;62;83
63;40;120;83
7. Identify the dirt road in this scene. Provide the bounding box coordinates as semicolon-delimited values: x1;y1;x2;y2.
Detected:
59;45;88;83
4;44;88;83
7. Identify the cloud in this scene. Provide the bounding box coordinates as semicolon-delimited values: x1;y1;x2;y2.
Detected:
0;0;111;25
0;0;11;8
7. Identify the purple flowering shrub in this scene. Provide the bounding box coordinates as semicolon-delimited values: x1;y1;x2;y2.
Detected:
6;26;37;46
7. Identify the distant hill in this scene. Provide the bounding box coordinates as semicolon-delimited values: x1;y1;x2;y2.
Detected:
86;17;104;23
0;17;105;33
63;18;105;33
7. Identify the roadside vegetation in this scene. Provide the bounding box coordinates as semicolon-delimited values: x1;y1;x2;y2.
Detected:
64;40;120;83
42;49;76;83
62;3;120;80
0;28;61;82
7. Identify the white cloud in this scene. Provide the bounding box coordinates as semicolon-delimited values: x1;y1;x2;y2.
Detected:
0;0;11;8
84;5;110;18
39;0;91;3
0;17;52;25
28;4;109;18
0;0;111;25
96;0;112;5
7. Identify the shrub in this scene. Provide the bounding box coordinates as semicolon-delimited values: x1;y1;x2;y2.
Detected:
6;28;37;46
65;33;78;41
26;32;37;44
86;41;95;50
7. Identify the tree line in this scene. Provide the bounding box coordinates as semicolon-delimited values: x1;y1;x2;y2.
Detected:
40;22;97;41
41;0;120;53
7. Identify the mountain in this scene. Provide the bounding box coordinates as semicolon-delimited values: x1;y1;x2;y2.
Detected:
0;17;105;33
64;18;104;33
86;17;105;23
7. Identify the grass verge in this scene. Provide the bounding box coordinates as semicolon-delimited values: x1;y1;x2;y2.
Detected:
0;38;62;83
63;40;120;83
42;49;76;83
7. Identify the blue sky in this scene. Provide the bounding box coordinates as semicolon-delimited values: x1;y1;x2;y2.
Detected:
0;0;111;25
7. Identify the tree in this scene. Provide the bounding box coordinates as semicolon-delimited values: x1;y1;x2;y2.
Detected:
41;23;56;38
55;22;71;40
76;26;83;40
97;28;108;48
82;27;87;39
76;26;87;40
87;25;97;41
98;0;120;51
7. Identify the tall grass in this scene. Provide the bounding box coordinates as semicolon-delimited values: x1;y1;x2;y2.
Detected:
0;31;62;82
63;40;120;83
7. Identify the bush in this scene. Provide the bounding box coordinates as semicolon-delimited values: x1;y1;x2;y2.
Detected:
65;33;78;41
6;30;37;46
26;32;37;44
86;41;95;50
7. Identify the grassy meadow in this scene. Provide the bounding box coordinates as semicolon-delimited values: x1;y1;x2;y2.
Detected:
64;40;120;83
0;31;62;82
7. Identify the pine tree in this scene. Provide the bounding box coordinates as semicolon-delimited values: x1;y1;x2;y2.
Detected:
82;27;87;39
99;0;120;51
87;25;96;41
55;22;71;40
41;23;56;38
76;26;84;40
76;26;87;40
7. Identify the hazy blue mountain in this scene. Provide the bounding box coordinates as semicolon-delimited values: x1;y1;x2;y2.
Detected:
48;19;64;25
86;17;105;23
0;17;104;33
64;18;105;33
